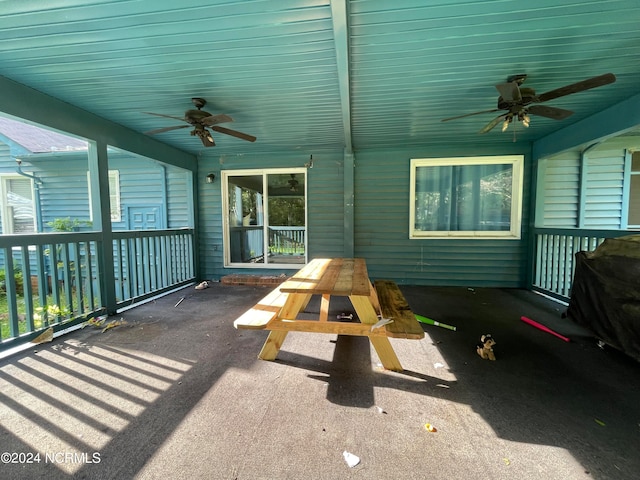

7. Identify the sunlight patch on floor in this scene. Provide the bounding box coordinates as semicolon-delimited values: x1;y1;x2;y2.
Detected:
381;332;458;383
0;340;194;475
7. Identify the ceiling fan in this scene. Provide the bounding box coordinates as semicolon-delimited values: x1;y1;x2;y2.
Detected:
441;73;616;134
144;98;257;147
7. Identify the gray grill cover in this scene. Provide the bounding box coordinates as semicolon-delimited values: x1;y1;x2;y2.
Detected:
567;235;640;362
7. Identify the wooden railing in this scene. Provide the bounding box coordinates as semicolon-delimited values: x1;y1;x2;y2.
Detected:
0;228;195;350
532;228;630;300
112;229;194;307
268;226;305;255
0;232;101;346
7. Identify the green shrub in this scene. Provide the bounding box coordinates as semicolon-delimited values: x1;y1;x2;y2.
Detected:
0;265;24;295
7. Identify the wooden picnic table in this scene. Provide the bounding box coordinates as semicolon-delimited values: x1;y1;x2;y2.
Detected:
246;257;423;371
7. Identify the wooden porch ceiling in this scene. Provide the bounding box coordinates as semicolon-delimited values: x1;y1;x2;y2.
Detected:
0;1;640;158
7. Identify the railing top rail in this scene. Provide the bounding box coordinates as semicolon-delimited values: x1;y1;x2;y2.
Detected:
533;227;636;238
0;228;195;248
112;228;194;240
268;226;305;230
0;231;102;248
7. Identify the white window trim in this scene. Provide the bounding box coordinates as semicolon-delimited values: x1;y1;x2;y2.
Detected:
0;174;36;234
88;170;121;222
626;151;640;229
410;155;524;240
221;168;307;268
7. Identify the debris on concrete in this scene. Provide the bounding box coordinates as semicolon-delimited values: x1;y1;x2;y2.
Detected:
424;423;437;432
101;318;127;333
342;451;360;468
31;327;53;344
82;316;127;333
174;297;185;307
195;281;209;290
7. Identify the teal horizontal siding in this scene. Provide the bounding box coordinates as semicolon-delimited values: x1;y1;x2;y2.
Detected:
541;152;580;228
539;147;627;231
584;149;625;228
354;147;530;287
198;150;346;280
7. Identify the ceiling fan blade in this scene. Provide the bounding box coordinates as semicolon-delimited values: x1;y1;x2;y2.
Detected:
495;81;521;102
210;125;257;142
441;108;500;122
144;112;187;122
145;125;190;135
536;73;616;103
479;114;507;134
201;114;233;126
527;105;574;120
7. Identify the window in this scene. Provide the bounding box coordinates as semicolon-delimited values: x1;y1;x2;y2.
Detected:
88;170;121;222
627;152;640;228
0;176;35;234
410;156;523;239
222;168;306;267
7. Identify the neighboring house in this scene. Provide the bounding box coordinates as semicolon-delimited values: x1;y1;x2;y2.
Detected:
0;117;191;237
0;117;192;281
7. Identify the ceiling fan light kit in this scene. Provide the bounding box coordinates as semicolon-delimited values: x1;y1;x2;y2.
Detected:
144;97;257;147
441;72;616;135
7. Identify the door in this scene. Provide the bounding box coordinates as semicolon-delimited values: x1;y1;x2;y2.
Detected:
127;206;163;230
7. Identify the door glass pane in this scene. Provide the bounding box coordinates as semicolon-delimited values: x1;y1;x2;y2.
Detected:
227;175;264;263
267;173;305;264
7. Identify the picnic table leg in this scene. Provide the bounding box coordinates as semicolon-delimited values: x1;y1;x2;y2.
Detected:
349;294;404;371
259;331;289;360
368;281;381;315
319;294;330;322
258;292;311;361
369;337;403;371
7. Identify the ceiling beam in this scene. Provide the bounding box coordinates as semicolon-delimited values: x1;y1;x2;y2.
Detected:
533;93;640;159
330;0;353;154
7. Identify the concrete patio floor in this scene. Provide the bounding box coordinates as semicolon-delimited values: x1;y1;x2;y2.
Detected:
1;283;639;480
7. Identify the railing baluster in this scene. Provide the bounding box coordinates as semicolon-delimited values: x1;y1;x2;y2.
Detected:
3;247;19;338
84;241;95;311
50;243;61;322
21;245;35;332
73;242;83;315
558;236;567;296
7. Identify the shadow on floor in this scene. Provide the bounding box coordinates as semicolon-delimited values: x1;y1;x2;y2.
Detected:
0;284;638;479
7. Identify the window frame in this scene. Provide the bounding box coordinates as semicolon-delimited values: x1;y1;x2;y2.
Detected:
88;170;121;222
0;174;36;234
409;155;524;240
221;168;308;268
626;151;640;229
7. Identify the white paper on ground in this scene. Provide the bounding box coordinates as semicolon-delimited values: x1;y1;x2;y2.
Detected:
342;451;360;468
